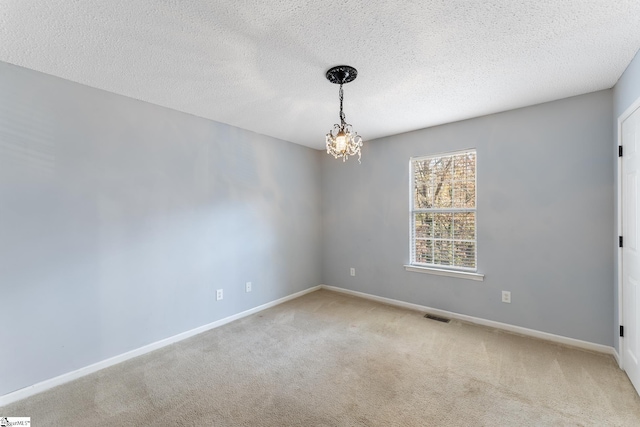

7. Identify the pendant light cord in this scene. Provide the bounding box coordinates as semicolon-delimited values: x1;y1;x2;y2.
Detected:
339;83;346;125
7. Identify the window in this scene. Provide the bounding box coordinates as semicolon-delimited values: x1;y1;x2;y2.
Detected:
410;150;476;271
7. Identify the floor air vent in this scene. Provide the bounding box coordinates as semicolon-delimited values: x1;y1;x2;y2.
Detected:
424;314;451;323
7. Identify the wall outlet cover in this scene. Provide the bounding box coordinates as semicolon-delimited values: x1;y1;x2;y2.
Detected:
245;282;252;292
216;289;223;301
501;291;511;304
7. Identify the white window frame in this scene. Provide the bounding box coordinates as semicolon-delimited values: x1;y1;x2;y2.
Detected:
407;149;481;278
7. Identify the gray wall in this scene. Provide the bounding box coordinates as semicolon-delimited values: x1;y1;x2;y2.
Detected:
614;50;640;120
0;62;322;396
321;90;614;346
613;49;640;353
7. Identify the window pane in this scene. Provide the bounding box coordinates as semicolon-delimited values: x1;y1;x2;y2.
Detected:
433;240;452;265
433;213;452;238
453;180;475;208
413;160;434;209
453;242;476;268
414;213;433;238
453;153;476;177
454;153;475;179
453;212;475;240
433;157;453;208
415;239;433;264
433;181;453;208
452;153;476;208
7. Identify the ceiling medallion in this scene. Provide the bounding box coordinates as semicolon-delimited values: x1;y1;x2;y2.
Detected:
325;65;363;163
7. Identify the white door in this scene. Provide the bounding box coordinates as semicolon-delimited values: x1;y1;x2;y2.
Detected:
622;103;640;395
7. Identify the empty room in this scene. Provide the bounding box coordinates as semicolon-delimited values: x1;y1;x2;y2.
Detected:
2;1;640;425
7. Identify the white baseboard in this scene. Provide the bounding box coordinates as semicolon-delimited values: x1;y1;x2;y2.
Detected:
321;285;617;357
613;348;622;368
0;285;321;407
2;283;619;407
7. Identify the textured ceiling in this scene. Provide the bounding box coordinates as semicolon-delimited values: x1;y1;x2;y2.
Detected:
1;1;640;149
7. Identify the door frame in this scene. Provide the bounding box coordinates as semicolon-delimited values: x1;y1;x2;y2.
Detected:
617;94;640;370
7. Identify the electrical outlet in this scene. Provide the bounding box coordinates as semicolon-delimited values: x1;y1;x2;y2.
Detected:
350;268;355;276
216;289;223;301
501;291;511;304
245;282;252;292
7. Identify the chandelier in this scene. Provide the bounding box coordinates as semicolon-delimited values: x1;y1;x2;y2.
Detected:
325;65;363;163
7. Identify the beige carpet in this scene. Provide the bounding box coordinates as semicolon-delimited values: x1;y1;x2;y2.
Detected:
2;289;640;426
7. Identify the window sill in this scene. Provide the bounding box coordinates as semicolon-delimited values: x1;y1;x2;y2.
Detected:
403;265;484;281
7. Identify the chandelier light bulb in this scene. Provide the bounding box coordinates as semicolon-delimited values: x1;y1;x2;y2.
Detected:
335;131;347;153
